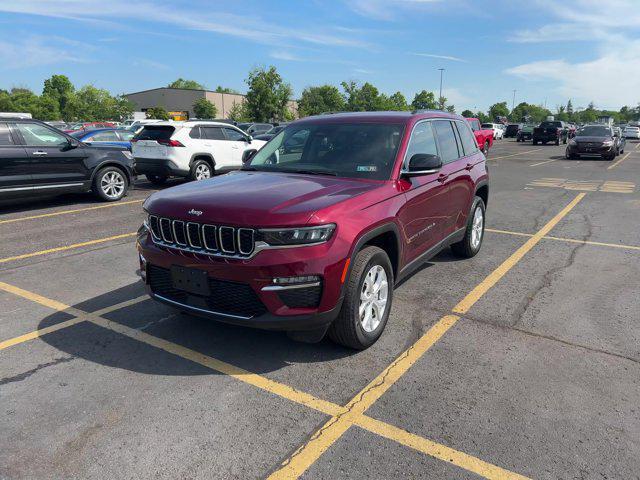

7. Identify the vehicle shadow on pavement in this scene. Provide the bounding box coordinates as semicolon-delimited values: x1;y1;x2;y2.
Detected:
37;282;355;376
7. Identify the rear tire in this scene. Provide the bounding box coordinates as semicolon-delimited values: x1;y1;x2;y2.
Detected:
189;159;213;181
146;174;167;186
328;246;393;350
483;141;489;155
93;166;128;202
451;196;485;258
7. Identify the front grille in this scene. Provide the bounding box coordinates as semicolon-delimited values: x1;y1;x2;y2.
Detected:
148;265;267;318
149;215;255;258
278;285;322;309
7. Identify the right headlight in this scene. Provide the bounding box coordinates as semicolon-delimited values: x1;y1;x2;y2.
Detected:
257;224;336;246
568;139;577;146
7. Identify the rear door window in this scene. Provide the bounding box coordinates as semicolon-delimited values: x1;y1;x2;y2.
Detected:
455;121;478;156
202;127;225;140
433;120;460;163
0;123;14;145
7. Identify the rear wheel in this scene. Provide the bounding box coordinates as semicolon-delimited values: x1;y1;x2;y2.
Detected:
146;174;167;186
565;148;578;160
189;159;213;181
451;196;485;258
93;166;128;202
482;141;489;155
328;246;393;350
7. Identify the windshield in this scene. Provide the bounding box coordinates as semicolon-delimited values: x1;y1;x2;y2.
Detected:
247;123;404;180
577;126;611;136
540;121;561;128
481;124;493;129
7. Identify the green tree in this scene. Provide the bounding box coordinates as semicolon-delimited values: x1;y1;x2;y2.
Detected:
193;98;218;119
475;111;490;123
446;104;456;113
341;81;386;111
411;90;437;110
384;91;409;111
510;102;551;123
35;95;61;120
461;109;474;118
488;101;509;121
168;78;206;90
64;86;133;121
244;66;292;122
215;86;239;94
145;106;170;120
42;74;74;117
566;99;574;117
0;89;12;111
227;102;249;122
298;85;345;116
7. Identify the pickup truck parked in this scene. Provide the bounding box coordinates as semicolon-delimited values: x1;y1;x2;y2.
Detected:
532;121;569;145
466;118;493;154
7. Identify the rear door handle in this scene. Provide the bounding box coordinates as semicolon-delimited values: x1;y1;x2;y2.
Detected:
32;151;48;156
465;163;474;171
437;173;449;182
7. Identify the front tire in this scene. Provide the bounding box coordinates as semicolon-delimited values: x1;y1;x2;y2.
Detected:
93;166;128;202
451;197;485;258
329;246;393;350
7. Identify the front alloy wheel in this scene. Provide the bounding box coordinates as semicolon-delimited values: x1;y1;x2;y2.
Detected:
359;265;389;333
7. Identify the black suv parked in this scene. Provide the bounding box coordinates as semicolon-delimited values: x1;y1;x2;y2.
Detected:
0;118;134;202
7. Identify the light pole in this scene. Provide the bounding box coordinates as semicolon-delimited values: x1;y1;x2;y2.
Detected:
512;89;517;112
438;68;445;109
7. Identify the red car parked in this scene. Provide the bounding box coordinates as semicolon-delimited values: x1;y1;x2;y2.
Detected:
137;111;489;349
64;121;116;133
465;118;493;155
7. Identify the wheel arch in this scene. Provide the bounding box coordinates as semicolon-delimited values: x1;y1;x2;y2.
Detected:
90;160;133;186
349;222;402;282
190;153;215;168
475;181;489;208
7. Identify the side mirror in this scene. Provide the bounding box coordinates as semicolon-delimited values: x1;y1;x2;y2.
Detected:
403;153;442;176
242;149;257;164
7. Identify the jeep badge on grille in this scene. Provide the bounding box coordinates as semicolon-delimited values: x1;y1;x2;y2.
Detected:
188;209;203;216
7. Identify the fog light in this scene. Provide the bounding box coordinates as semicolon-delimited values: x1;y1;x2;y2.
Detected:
272;275;320;285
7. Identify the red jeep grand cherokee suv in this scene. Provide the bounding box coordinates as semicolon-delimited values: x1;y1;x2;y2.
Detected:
137;111;488;349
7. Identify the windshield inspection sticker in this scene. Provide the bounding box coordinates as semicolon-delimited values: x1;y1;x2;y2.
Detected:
357;165;378;172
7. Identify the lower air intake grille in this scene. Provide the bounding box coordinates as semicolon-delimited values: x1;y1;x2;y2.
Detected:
278;284;322;309
148;265;266;318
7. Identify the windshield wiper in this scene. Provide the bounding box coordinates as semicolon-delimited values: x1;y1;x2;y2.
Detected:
283;169;337;176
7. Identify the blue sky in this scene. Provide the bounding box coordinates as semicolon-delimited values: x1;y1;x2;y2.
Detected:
1;0;639;113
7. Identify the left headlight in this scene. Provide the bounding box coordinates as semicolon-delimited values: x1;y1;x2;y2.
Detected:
258;224;336;246
123;151;134;160
568;139;577;146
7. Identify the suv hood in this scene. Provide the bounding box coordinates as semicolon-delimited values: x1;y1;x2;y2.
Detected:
574;136;610;142
144;171;381;226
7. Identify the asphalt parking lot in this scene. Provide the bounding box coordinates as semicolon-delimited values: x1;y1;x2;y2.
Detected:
1;139;639;479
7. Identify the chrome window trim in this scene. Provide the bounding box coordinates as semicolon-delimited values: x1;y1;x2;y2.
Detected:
172;220;187;246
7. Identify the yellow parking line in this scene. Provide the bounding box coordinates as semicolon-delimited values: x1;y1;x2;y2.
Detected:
0;199;144;225
0;281;529;479
529;159;556;167
485;228;640;251
607;152;630;170
491;149;542;160
0;233;137;264
453;193;585;314
355;416;530;480
269;193;585;479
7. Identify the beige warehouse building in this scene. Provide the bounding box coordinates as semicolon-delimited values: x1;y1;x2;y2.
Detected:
124;87;297;120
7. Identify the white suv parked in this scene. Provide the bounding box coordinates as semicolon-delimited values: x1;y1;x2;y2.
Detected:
481;123;504;140
132;121;266;184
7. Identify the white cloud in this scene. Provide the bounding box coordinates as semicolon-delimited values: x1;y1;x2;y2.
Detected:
131;58;169;70
269;50;303;62
410;52;466;62
0;0;368;49
505;43;640;108
0;36;89;69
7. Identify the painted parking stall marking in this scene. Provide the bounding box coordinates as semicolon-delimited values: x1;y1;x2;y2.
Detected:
527;178;636;193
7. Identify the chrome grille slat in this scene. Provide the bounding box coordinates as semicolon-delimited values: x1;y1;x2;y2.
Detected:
149;215;254;259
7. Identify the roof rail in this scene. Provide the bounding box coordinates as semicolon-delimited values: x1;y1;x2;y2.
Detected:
411;109;446;115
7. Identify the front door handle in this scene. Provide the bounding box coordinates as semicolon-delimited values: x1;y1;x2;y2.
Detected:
437;173;449;183
32;151;48;156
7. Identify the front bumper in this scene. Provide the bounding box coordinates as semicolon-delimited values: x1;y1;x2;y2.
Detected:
566;144;614;156
134;158;189;177
136;231;348;331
